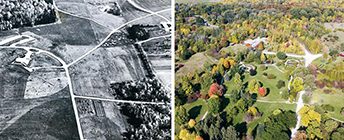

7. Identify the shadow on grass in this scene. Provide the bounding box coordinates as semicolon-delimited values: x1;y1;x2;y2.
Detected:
235;122;247;138
266;87;270;96
220;97;230;112
188;105;202;119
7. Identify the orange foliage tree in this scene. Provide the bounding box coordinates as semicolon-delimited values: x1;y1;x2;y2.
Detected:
208;83;224;97
258;87;266;97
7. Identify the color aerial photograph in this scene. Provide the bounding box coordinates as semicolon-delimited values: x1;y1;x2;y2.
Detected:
175;0;344;140
0;0;171;139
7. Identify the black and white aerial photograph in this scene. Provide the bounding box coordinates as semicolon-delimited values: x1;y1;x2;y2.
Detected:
0;0;172;139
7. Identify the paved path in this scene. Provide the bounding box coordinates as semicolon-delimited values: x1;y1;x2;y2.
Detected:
291;90;305;139
201;111;208;120
288;76;293;91
331;117;344;123
74;95;166;105
252;99;295;104
263;44;322;67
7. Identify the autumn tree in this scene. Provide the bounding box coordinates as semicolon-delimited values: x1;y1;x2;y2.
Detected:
179;129;196;140
224;59;230;69
298;106;321;127
258;87;267;97
294;130;307;140
208;83;224;97
194;135;204;140
188;119;196;128
291;77;304;93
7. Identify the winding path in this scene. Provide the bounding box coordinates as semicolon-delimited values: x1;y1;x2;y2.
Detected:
67;8;171;67
291;91;305;139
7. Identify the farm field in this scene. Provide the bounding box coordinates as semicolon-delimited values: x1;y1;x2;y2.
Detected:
134;0;171;12
69;44;146;99
0;0;171;139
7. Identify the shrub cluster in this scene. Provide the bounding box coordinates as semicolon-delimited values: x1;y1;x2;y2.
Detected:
321;104;335;112
259;66;267;71
187;94;199;103
267;74;277;79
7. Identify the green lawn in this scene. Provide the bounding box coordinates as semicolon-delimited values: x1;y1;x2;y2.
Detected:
176;99;208;134
232;102;297;134
312;56;344;70
312;90;344;121
184;99;208;121
224;65;288;101
221;44;246;54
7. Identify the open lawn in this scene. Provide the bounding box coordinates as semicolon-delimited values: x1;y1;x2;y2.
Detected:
312;90;344;121
224;65;288;101
312;56;344;70
221;44;246;54
176;52;216;78
184;99;208;122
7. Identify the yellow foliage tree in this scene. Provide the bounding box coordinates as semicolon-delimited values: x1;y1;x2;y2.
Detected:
212;66;218;73
248;107;258;115
273;109;282;115
298;106;322;127
219;58;225;66
188;119;196;128
260;53;266;62
179;129;196;140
